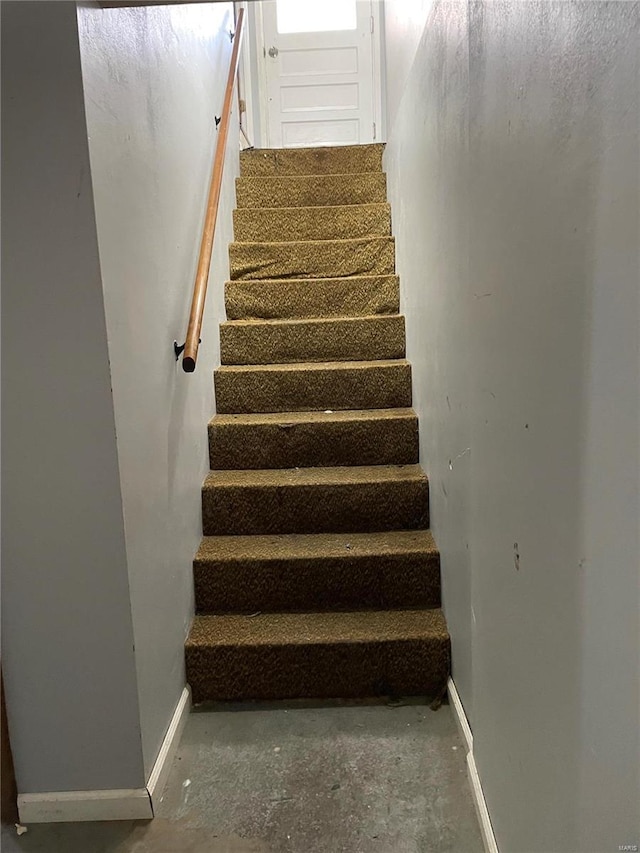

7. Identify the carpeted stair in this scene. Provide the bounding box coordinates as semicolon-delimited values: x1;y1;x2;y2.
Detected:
219;315;405;364
214;359;412;414
186;143;450;703
208;408;418;469
225;274;400;320
229;236;395;281
236;173;387;208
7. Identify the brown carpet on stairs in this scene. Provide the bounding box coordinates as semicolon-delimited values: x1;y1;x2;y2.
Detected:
224;274;400;320
193;530;441;614
201;464;430;536
233;203;392;242
236;172;387;208
208;408;419;469
229;236;395;281
214;359;413;414
219;315;406;365
237;142;385;176
187;610;449;704
185;143;450;703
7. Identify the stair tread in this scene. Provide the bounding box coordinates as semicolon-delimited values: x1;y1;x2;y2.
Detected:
243;143;385;159
230;235;393;248
224;275;400;320
236;174;385;191
229;236;394;281
233;203;391;242
220;314;405;364
226;272;399;288
236;173;386;208
240;145;385;177
235;202;389;212
233;201;391;236
214;359;411;414
221;314;400;329
204;463;426;490
195;529;437;563
239;171;384;180
187;608;448;647
216;358;408;374
210;407;416;427
208;408;418;469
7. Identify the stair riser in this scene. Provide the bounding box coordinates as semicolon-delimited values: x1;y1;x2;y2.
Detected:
214;363;412;414
186;637;450;703
209;415;418;469
225;276;400;320
220;317;405;365
229;238;395;282
194;553;441;613
236;174;387;208
240;144;384;176
201;478;429;535
233;204;391;242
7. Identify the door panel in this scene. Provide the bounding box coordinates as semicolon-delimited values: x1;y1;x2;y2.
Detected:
282;118;360;148
280;47;360;78
261;0;380;148
281;83;359;112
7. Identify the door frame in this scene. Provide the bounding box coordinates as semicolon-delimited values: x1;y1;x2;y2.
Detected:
236;1;261;148
250;0;386;148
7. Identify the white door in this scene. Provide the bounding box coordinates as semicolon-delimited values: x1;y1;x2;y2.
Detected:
259;0;382;148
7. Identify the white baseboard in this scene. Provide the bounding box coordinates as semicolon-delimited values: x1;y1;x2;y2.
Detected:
466;750;499;853
447;677;499;853
146;685;191;809
18;787;152;823
447;674;473;754
17;686;191;824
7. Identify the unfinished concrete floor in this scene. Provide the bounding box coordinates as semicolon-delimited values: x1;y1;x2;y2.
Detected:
1;699;483;853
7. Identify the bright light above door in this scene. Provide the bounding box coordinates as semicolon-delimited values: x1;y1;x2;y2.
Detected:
276;0;357;34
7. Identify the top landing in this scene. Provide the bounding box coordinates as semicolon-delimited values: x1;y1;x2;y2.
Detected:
240;143;385;177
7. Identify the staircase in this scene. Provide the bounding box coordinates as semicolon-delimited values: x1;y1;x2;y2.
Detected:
185;143;450;703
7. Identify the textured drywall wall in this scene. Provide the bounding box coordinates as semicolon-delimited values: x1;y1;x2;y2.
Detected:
385;0;474;724
77;1;239;778
1;2;145;793
382;0;435;132
384;2;639;851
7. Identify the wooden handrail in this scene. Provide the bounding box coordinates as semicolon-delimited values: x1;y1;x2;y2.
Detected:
181;8;245;373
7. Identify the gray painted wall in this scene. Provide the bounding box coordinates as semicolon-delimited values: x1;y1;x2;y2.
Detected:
385;0;474;724
2;0;240;796
383;0;435;132
384;2;639;851
77;1;239;777
1;1;145;793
